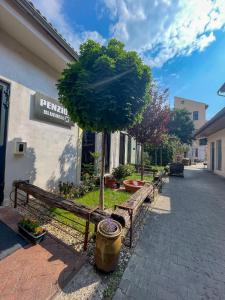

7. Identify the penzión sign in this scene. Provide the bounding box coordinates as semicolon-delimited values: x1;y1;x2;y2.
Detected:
33;93;73;127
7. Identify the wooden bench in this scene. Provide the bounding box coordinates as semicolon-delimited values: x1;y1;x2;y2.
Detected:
114;172;164;247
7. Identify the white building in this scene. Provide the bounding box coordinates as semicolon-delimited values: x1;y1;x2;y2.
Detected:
0;0;138;205
195;107;225;178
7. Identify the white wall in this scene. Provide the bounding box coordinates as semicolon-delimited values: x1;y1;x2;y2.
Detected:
207;128;225;178
0;30;81;203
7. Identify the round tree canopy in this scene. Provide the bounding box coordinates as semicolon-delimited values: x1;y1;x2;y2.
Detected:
57;39;151;132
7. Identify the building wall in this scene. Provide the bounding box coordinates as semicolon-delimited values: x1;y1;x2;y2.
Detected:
0;30;81;203
174;96;207;162
207;128;225;178
174;97;207;129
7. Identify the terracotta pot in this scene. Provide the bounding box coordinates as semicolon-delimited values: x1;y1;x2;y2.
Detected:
123;179;145;193
95;219;122;273
105;176;118;188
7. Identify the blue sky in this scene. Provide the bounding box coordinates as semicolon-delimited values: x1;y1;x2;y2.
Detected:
32;0;225;120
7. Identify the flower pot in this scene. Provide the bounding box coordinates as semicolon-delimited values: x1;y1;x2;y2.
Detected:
123;179;145;193
105;176;118;189
18;224;46;244
95;219;122;273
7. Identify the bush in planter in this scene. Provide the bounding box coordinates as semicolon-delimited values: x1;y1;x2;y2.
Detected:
112;164;135;184
58;174;98;199
18;218;46;244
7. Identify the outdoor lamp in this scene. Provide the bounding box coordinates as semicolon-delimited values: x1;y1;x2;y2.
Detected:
217;82;225;97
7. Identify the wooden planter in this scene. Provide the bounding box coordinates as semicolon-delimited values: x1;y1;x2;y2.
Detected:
95;220;122;273
18;225;46;244
123;180;145;193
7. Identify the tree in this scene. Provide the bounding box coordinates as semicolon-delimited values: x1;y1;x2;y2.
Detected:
146;134;190;165
168;109;195;144
128;84;170;180
57;39;151;209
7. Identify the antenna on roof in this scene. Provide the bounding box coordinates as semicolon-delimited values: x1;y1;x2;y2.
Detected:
217;82;225;97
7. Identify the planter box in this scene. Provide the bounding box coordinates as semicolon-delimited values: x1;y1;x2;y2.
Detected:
18;224;46;244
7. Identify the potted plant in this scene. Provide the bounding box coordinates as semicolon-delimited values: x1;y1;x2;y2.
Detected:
18;218;46;244
95;218;122;273
105;175;119;189
112;164;135;187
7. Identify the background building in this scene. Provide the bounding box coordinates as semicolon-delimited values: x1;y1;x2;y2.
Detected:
174;96;208;162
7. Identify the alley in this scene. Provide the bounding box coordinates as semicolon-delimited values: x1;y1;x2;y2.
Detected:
114;166;225;300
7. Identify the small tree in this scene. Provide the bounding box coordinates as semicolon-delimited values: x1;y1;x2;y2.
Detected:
168;109;195;144
57;39;151;209
128;84;170;180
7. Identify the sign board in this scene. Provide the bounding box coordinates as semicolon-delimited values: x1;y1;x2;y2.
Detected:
33;93;73;127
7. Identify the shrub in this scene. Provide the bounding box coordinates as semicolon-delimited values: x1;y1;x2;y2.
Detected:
58;174;98;199
112;164;135;183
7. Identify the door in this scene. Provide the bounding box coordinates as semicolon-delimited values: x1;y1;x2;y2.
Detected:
210;142;215;171
105;133;111;173
81;131;95;176
119;132;125;165
127;136;131;164
0;81;10;205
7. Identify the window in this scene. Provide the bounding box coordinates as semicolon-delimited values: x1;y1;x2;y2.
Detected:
195;148;198;158
193;111;199;120
216;140;222;170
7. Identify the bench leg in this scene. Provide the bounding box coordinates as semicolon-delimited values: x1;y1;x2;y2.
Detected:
84;220;90;251
129;209;133;248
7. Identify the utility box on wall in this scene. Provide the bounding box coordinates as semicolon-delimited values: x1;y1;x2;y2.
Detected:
14;141;27;155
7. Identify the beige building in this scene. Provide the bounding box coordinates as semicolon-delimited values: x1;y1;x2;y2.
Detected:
195;107;225;178
0;0;138;205
174;97;208;161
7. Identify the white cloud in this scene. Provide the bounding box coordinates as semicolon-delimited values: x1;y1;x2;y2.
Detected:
102;0;225;67
31;0;105;51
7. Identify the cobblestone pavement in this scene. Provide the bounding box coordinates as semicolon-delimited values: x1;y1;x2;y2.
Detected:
114;166;225;300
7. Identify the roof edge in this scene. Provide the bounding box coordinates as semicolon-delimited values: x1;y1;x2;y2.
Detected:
174;96;208;109
195;107;225;137
14;0;79;61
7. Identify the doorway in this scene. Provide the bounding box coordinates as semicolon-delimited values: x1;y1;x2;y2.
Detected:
119;132;126;165
105;133;111;173
81;131;95;177
210;142;215;171
0;81;10;205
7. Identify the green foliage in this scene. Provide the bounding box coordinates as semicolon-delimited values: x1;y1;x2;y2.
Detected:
112;164;135;183
146;134;190;165
168;109;195;144
58;175;97;199
19;218;44;236
57;39;151;132
51;188;130;233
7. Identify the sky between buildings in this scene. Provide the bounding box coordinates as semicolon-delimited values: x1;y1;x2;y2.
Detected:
32;0;225;120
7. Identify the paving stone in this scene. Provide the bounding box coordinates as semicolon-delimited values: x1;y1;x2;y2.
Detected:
113;166;225;300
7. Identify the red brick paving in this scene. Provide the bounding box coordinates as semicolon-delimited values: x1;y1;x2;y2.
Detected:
0;207;86;300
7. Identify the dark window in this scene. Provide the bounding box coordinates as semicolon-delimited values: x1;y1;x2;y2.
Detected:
193;111;199;120
216;140;222;171
127;136;132;164
119;133;126;165
199;138;207;146
195;148;198;158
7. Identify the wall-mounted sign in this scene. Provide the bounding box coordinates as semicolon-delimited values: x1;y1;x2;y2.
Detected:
33;93;73;127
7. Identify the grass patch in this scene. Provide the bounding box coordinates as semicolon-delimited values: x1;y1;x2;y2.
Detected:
126;172;153;182
51;188;130;233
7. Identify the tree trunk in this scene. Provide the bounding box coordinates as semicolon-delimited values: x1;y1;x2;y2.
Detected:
99;130;106;210
141;144;144;181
